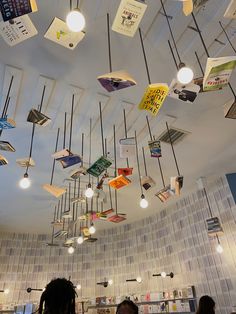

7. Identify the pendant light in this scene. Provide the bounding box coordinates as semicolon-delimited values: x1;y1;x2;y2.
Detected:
66;0;85;32
85;118;94;198
160;0;193;84
134;130;148;209
68;245;75;254
88;222;96;234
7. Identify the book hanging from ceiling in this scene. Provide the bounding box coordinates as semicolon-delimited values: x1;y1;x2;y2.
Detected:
0;0;37;21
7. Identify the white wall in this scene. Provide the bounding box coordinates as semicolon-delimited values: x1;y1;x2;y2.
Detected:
0;175;236;314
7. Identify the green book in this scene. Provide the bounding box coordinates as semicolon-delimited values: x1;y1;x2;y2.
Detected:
87;156;112;177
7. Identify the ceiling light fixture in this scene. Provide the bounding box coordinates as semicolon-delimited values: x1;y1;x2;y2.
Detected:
85;118;94;198
19;173;31;189
26;288;43;293
126;276;142;283
0;289;10;294
85;183;94;198
68;246;75;254
89;222;96;234
66;0;85;32
140;194;148;209
76;284;81;290
77;234;84;244
153;272;174;278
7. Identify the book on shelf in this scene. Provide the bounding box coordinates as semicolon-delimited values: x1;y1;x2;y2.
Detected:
108;174;131;189
0;0;38;21
203;56;236;91
87;156;112;177
112;0;147;37
138;83;169;116
97;70;136;93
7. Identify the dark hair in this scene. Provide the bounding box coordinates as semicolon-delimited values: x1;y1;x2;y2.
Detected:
116;300;138;314
196;295;215;314
38;278;77;314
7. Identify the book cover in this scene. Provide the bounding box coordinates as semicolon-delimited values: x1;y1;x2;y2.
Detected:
87;156;112;177
97;70;136;92
118;167;133;176
0;154;8;166
54;230;68;238
0;14;38;46
27;109;51;126
170;175;183;196
0;140;15;152
224;0;236;19
0;0;37;21
203;56;236;91
155;185;173;202
138;83;169;116
56;153;82;169
224;98;236;119
148;139;161;157
112;0;147;37
70;166;87;179
42;184;66;198
52;148;70;159
108;174;131;189
44;17;85;50
16;157;35;167
119;137;135;158
168;79;200;103
0;116;16;129
141;175;156;190
108;214;126;223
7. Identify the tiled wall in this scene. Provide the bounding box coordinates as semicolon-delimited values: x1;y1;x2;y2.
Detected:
0;176;236;314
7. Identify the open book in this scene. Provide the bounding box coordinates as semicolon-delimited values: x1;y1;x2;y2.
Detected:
27;109;51;126
203;56;236;91
138;83;169;116
112;0;147;37
97;70;136;92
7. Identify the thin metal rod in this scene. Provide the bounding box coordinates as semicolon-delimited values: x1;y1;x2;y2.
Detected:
142;147;148;176
113;125;118;214
26;123;36;174
70;0;72;11
135;130;143;195
57;200;60;220
191;13;210;58
64;189;67;213
53;205;57;221
105;138;107;157
81;132;84;165
69;94;75;152
89;118;92;183
146;115;153;141
77;0;79;8
68;182;71;211
50;128;60;185
160;0;181;64
166;122;180;176
60;194;64;219
123;109;129;168
219;21;236;54
195;51;204;76
73;180;76;221
107;13;112;73
168;40;178;70
139;28;151;85
228;83;236;98
63;112;67;149
39;85;46;113
1;75;14;118
203;187;213;217
99;101;105;156
2;96;11;118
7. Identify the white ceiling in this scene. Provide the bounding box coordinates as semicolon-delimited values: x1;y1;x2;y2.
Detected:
0;0;236;234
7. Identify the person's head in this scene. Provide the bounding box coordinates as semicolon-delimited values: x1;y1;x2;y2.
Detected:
116;300;138;314
196;295;215;314
38;278;77;314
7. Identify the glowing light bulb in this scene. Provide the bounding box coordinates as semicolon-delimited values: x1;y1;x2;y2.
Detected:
85;184;94;198
140;195;148;208
177;64;194;84
76;284;81;290
216;243;223;254
136;276;142;283
42;288;45;292
89;223;96;234
4;289;9;294
77;235;84;244
161;272;166;278
19;173;31;189
66;9;85;32
68;246;75;254
108;279;113;286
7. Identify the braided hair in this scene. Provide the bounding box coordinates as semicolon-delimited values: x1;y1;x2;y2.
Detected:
38;278;77;314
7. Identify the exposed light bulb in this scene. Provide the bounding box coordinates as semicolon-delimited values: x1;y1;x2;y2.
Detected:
85;184;94;198
140;195;148;209
108;279;113;286
216;243;223;254
77;235;84;244
161;272;167;278
177;63;194;84
89;223;96;234
66;9;85;32
42;288;45;292
76;284;81;290
136;276;142;283
68;246;75;254
4;289;9;294
19;173;31;189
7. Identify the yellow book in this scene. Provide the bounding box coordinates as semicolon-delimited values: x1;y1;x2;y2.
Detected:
138;83;169;116
30;0;38;12
108;175;131;190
